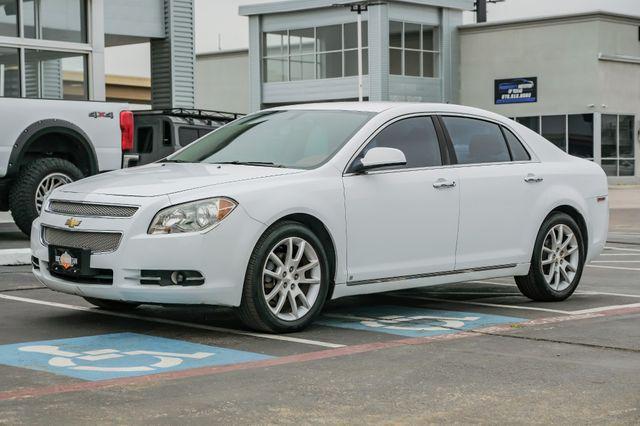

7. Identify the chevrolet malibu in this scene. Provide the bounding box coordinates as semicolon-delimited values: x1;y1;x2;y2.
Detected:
31;103;609;333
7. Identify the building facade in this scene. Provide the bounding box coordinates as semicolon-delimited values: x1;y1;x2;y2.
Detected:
460;12;640;183
0;0;195;109
239;0;473;110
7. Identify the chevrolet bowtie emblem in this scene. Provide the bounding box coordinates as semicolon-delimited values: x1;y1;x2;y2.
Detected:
65;218;82;229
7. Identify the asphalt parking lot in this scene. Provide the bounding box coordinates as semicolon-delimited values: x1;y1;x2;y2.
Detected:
0;206;638;424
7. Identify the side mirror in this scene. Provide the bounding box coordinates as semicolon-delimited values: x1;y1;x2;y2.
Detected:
352;147;407;173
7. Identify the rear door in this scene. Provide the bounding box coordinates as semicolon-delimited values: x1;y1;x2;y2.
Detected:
131;116;175;166
439;115;545;270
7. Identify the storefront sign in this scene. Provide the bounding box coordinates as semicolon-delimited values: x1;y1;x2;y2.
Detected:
495;77;537;104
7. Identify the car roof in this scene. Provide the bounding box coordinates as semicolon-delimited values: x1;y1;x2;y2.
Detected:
270;102;505;118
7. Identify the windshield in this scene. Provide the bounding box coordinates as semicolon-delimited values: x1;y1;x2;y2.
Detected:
165;110;374;169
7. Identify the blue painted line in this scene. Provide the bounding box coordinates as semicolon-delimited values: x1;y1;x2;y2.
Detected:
0;333;272;381
318;305;524;337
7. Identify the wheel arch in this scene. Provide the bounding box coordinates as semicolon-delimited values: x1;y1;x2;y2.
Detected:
7;119;99;177
547;204;589;258
271;212;338;300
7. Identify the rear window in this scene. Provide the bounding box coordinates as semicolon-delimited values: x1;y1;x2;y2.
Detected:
179;127;200;147
136;126;153;153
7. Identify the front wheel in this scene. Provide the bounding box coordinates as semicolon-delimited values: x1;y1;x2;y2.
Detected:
515;212;585;301
238;221;330;333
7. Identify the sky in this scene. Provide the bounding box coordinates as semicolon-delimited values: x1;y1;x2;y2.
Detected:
104;0;640;78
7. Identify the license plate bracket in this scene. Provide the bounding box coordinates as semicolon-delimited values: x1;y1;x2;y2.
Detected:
49;246;91;277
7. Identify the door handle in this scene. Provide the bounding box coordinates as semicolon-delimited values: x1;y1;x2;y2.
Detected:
524;174;544;183
433;179;456;189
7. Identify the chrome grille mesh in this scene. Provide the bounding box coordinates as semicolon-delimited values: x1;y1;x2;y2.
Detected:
48;201;138;218
43;227;122;253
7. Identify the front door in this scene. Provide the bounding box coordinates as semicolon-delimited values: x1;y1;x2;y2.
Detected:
343;116;460;284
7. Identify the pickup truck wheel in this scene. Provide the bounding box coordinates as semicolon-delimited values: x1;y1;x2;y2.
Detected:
9;158;83;236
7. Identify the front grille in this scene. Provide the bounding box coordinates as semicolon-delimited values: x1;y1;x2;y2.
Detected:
43;227;122;253
48;201;138;218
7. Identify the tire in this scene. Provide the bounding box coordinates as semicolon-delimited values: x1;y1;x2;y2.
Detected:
83;297;141;311
9;158;83;236
238;221;331;333
515;212;585;301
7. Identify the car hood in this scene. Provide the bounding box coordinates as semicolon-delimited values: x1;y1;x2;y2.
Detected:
59;163;303;197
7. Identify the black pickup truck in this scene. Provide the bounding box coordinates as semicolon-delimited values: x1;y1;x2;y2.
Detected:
122;108;242;168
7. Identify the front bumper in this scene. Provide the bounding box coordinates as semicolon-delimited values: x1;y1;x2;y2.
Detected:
31;193;266;307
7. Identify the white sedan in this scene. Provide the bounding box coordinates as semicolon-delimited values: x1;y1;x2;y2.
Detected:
31;103;609;333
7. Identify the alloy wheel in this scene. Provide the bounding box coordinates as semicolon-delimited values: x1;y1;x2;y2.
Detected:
35;173;73;213
262;236;321;321
540;224;579;291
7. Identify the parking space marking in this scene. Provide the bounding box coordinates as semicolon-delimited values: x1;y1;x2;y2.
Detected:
394;294;571;314
0;333;272;381
586;264;640;271
318;306;524;337
591;260;640;263
0;294;344;349
604;246;640;252
5;305;640;403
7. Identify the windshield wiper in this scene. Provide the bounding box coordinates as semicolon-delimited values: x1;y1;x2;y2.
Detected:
215;161;285;168
161;158;192;163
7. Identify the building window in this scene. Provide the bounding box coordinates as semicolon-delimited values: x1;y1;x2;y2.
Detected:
25;50;88;100
541;115;566;151
389;21;439;78
0;1;19;37
602;114;636;177
515;116;539;133
568;114;593;159
0;47;20;97
262;22;368;83
24;0;88;43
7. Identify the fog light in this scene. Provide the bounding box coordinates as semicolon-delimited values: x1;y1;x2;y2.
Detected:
140;270;204;286
171;271;186;285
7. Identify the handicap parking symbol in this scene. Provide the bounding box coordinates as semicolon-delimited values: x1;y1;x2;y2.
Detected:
0;333;272;381
318;305;523;337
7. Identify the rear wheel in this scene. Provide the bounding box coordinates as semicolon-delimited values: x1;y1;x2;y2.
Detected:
9;158;83;236
515;212;585;301
83;297;140;311
238;221;330;333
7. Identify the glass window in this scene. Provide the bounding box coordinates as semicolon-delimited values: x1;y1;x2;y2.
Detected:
568;114;593;159
354;116;442;170
316;25;342;52
442;116;511;164
289;28;314;55
0;0;18;37
602;114;636;177
290;54;315;81
179;127;200;147
162;121;173;146
389;21;439;77
0;47;20;97
137;126;154;153
25;50;87;100
317;51;342;79
168;110;374;170
619;115;635;158
24;0;87;43
516;116;540;133
344;49;368;77
262;22;368;83
263;58;287;83
344;21;368;49
263;31;288;57
541;115;566;150
502;127;531;161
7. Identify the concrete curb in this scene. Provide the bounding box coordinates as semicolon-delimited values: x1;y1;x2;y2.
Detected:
0;248;31;266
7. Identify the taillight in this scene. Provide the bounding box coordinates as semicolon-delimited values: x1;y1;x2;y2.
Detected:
120;110;134;152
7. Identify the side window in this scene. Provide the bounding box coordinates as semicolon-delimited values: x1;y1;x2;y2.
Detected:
178;127;200;147
162;120;173;146
442;116;511;165
136;126;153;153
502;127;531;161
353;116;442;171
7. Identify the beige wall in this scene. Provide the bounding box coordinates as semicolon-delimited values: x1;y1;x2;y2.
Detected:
195;50;250;114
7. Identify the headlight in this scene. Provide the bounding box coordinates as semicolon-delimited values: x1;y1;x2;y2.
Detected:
148;197;237;234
